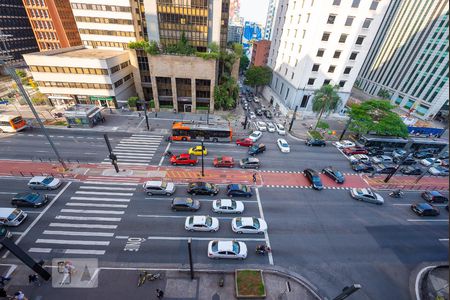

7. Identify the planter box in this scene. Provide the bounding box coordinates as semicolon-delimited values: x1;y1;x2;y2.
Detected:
235;269;266;299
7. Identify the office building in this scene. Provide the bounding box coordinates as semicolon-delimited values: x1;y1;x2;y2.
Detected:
0;0;39;65
22;0;81;51
23;46;136;108
264;0;390;114
356;0;449;120
251;40;271;67
264;0;279;40
228;25;243;44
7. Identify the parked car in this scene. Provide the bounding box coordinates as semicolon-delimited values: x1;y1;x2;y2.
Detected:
349;154;371;165
421;158;442;167
419;147;440;154
343;147;368;155
441;159;449;167
142;180;176;196
413;151;434;159
334;140;355;149
255;109;263;116
421;191;448;203
373;163;396;174
322;167;345;183
170;154;198;166
239;157;260;169
367;147;385;156
303;168;323;190
400;166;422;175
264;110;273;119
411;203;440;216
254;97;260;103
212;199;244;214
0;208;27;226
187;182;219;196
11;192;48;208
171;197;200;211
392;149;407;159
428;166;449;176
213;156;235;168
249;112;256;119
352;163;374;173
394;155;416;165
226;184;253;198
231;217;268;234
371;155;393;164
266;122;276;132
28;176;61;190
248;131;263;142
185;216;219;232
305;138;326;147
275;123;286;135
439;151;449;160
236;138;254;147
277;138;290;153
248;144;266;156
188;145;208;156
350;188;384;205
207;240;247;259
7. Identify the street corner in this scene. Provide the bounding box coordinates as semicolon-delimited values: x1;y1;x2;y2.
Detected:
415;265;449;300
51;258;99;288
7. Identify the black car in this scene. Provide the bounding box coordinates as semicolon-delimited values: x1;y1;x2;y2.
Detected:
352;163;374;173
171;197;200;211
321;167;345;183
413;151;434;159
187;182;219;196
248;144;266;156
400;166;422;175
411;203;440;216
394;155;416;165
11;192;48;208
303;168;323;190
305;138;326;147
255;109;263;116
439;151;449;159
226;184;253;197
421;191;448;203
263;110;273;119
373;163;396;174
367;147;385;156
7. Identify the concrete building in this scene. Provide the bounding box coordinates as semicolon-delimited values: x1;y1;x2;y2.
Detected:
0;0;39;65
264;0;279;40
229;0;241;26
264;0;391;115
23;46;136;108
251;40;271;67
227;25;243;44
356;0;449;121
22;0;81;51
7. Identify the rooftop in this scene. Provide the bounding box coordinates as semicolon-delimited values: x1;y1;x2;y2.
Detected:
26;46;124;59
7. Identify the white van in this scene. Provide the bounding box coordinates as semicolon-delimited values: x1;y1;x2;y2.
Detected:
0;208;27;226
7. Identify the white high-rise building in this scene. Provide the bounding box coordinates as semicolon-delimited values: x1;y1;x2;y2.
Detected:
264;0;391;114
264;0;279;40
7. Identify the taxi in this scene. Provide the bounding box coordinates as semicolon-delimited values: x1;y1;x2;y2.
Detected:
188;145;208;156
213;156;235;168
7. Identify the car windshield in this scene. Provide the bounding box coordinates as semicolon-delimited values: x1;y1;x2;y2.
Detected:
335;171;343;177
205;183;212;189
188;217;193;225
235;218;242;227
205;217;212;227
42;177;54;184
185;198;193;204
355;189;364;195
7;209;20;221
230;200;237;208
281;142;289;147
232;242;240;254
161;182;167;188
312;177;322;184
211;241;218;252
25;193;40;202
278;124;284;130
250;132;258;137
252;218;260;229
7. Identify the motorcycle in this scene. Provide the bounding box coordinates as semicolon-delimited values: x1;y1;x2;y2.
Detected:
389;189;404;198
255;245;271;255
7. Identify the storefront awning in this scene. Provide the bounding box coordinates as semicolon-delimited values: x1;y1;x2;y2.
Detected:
48;95;73;100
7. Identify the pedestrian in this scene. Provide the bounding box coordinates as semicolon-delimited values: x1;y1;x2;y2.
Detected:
155;112;158;118
0;276;10;287
28;274;40;287
156;288;164;299
252;172;257;184
138;112;141;118
0;287;7;297
13;291;26;300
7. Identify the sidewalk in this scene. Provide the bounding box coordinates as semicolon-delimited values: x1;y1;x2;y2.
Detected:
415;265;448;300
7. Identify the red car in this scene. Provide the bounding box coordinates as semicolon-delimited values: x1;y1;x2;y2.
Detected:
343;147;368;156
236;138;254;147
170;154;198;166
213;156;235;168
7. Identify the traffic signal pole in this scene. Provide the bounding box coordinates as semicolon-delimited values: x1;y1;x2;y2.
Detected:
104;134;119;173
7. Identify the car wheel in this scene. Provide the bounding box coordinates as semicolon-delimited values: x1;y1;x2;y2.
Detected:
321;144;326;147
210;230;216;232
182;137;187;141
335;179;339;183
166;193;172;196
147;192;152;196
210;193;214;196
172;163;177;166
189;229;195;232
192;192;196;196
190;163;194;166
237;211;242;214
237;231;243;234
213;138;218;143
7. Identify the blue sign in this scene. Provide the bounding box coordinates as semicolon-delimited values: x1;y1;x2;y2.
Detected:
0;100;9;105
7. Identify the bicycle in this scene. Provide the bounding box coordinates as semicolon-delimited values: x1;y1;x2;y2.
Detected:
137;271;161;287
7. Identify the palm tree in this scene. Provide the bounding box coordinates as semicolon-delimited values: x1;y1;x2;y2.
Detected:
312;84;341;130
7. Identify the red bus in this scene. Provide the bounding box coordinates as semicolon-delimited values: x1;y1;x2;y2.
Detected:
171;121;232;142
0;115;27;133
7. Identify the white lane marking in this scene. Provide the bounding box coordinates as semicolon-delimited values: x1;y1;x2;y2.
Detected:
407;219;448;222
115;236;129;239
43;230;114;237
115;159;150;162
119;141;160;145
49;223;117;229
79;186;136;191
144;197;256;203
70;197;130;202
28;248;52;253
114;162;149;166
438;238;449;242
145;236;266;241
84;152;97;155
159;142;171;166
393;203;447;207
113;149;155;153
2;182;71;259
60;209;124;215
75;191;133;196
35;239;110;246
114;152;153;157
115;145;159;149
83;181;138;186
64;249;106;255
66;202;128;208
137;214;234;220
55;215;121;222
122;138;162;143
255;187;273;265
0;192;18;195
10;232;23;235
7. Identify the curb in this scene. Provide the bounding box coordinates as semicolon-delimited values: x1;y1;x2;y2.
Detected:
414;264;449;300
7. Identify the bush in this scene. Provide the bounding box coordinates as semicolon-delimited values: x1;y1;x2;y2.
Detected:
128;40;149;49
127;96;139;108
196;52;220;60
316;121;330;130
149;99;155;108
308;130;324;140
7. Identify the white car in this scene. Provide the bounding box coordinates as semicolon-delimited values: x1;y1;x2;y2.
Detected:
371;155;393;164
275;123;286;135
27;176;61;190
420;158;442;167
185;216;219;232
267;122;276;132
334;140;355;149
212;199;244;214
249;112;256;119
207;240;247;259
253;97;260;103
255;121;267;131
277;138;290;153
143;180;176;195
350;188;384;205
428;166;449;176
349;154;371;164
248;131;262;142
231;217;268;234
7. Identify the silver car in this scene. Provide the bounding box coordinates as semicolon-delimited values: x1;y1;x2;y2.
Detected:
28;176;61;190
350;188;384;205
143;180;176;195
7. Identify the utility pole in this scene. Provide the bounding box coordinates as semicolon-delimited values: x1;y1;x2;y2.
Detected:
187;238;194;280
201;140;205;177
339;117;352;141
415;145;449;184
384;140;413;183
2;59;68;170
243;115;248;129
207;104;210;125
288;105;299;132
143;101;150;131
333;284;362;300
104;134;119;173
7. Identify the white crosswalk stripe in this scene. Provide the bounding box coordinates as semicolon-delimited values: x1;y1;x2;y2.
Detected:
108;134;163;166
49;223;118;229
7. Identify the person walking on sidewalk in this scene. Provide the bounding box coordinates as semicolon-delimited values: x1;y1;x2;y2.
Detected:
28;274;41;286
156;288;164;299
252;172;257;184
13;291;27;300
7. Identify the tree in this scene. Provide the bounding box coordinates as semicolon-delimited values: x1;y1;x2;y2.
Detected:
316;121;330;130
312;84;341;130
377;88;391;99
348;99;408;138
214;76;238;110
127;96;138;108
165;32;195;55
239;55;249;73
244;66;272;93
15;69;27;78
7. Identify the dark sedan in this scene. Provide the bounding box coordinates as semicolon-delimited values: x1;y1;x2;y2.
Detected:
248;144;266;156
187;182;219;196
322;167;345;183
304;168;323;190
305;138;326;147
352;163;374;173
11;192;49;208
400;166;422;175
411;202;440;216
413;151;434;159
226;184;253;198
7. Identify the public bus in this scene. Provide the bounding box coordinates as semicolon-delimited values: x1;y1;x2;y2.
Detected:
359;134;447;151
170;121;232;142
0;115;27;133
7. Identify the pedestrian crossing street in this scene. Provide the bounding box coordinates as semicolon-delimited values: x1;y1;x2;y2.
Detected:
28;181;138;256
102;134;164;166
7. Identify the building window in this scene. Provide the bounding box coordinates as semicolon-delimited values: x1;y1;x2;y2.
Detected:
285;88;290;100
333;51;341;59
370;1;379;10
356;36;365;45
317;49;325;57
300;95;309;107
307;78;315;85
321;32;331;41
307;13;310;23
351;0;360;8
339;80;346;87
339;34;348;43
291;72;295;79
345;16;354;26
299;44;302;53
362;18;373;29
349;52;358;60
302;30;306;38
328;65;336;73
323;79;331;85
343;67;352;74
333;0;341;5
312;64;320;72
327;14;337;24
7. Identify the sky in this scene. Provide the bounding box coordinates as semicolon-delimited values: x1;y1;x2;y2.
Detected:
239;0;270;26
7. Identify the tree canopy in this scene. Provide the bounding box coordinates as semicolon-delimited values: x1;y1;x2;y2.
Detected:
244;66;272;89
312;84;341;130
239;55;250;73
348;99;408;137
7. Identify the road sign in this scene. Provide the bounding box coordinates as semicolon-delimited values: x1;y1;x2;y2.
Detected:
0;100;9;105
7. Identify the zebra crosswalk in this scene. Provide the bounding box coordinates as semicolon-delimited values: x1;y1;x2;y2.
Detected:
102;134;164;166
28;181;137;256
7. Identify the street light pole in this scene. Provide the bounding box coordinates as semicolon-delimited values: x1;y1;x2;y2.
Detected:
201;140;205;177
333;284;362;300
187;238;194;280
143;101;149;131
288;105;299;132
383;140;413;183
